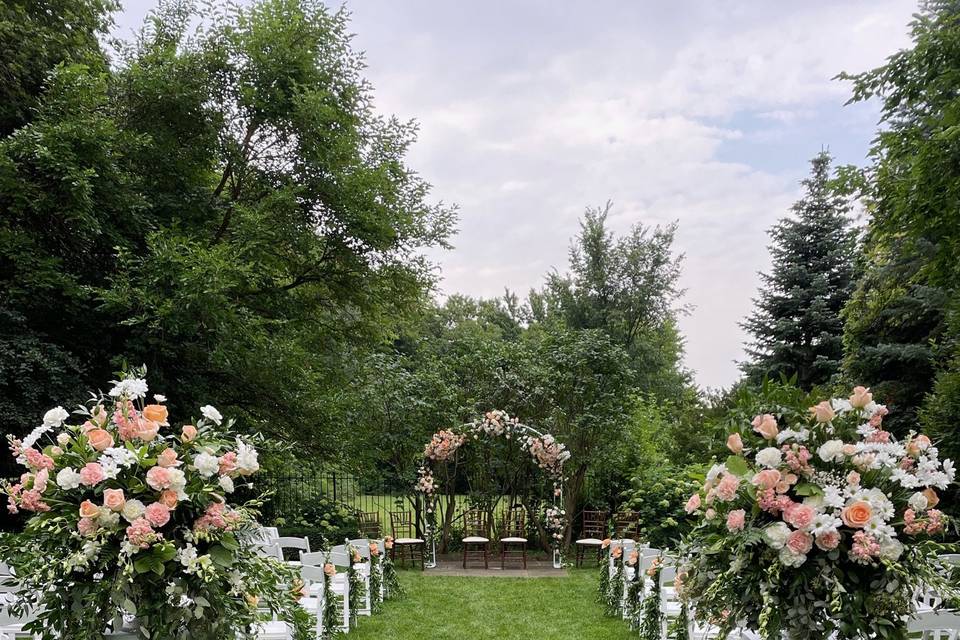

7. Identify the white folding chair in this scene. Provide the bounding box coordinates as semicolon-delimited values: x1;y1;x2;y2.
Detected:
274;536;310;565
347;538;373;616
299;550;351;631
907;610;960;640
255;541;284;561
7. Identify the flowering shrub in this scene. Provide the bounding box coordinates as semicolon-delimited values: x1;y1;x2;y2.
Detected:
621;464;701;548
678;386;959;639
0;370;310;639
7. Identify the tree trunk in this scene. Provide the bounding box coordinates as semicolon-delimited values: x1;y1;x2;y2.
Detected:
563;464;588;547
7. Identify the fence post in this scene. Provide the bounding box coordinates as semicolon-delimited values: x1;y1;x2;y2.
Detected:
332;473;338;503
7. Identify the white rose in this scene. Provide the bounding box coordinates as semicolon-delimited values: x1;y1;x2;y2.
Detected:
56;468;82;491
122;499;146;523
192;452;220;477
200;405;222;425
879;538;903;561
765;522;791;550
43;406;70;428
908;492;929;512
235;441;259;475
218;475;235;494
57;433;71;446
818;439;845;463
756;447;782;469
778;548;807;567
98;510;120;528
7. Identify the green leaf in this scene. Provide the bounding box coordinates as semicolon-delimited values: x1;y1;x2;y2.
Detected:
209;544;234;568
794;482;823;497
725;455;750;477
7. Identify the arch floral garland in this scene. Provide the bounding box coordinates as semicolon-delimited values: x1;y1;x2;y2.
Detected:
414;410;570;568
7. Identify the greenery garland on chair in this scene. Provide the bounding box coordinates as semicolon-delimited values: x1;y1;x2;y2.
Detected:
597;540;611;603
636;557;663;640
382;537;405;598
624;550;644;625
667;602;691;640
320;562;343;639
369;542;384;613
603;545;625;617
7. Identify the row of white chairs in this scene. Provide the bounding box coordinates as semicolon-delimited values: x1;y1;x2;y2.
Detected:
602;542;960;640
252;528;390;639
0;530;393;639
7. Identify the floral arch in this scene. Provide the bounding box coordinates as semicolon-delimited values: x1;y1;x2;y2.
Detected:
414;410;570;568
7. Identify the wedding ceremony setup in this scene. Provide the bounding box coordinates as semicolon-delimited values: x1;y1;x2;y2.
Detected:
3;0;960;638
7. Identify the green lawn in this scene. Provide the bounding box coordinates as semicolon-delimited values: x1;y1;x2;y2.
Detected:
348;569;635;640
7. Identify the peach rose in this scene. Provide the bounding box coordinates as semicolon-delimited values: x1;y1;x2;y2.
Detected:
907;434;932;457
103;488;126;512
726;433;743;454
157;448;180;468
923;488;940;509
138;419;159;441
841;501;873;528
86;429;114;452
842;444;857;456
786;530;813;555
369;542;380;557
601;538;612;549
142;404;169;425
846;471;861;486
79;499;100;519
849;386;873;409
752;414;779;440
751;469;782;491
181;424;198;442
809;401;835;423
159;490;179;509
323;563;337;577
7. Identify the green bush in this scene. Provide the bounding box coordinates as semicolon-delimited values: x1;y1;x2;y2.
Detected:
621;465;702;549
272;496;361;548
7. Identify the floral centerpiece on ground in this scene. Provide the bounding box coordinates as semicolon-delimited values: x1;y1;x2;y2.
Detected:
0;369;310;639
677;386;958;640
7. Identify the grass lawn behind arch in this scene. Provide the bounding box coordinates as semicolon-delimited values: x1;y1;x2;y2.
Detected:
348;568;636;640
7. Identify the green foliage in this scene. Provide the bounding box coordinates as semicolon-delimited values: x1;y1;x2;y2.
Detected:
622;465;701;549
0;0;454;454
741;152;857;389
839;1;960;457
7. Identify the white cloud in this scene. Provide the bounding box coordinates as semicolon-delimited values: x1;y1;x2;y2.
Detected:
112;0;918;389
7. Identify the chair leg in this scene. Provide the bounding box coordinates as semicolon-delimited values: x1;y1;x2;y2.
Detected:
419;543;424;570
462;544;467;569
484;544;488;570
522;543;527;570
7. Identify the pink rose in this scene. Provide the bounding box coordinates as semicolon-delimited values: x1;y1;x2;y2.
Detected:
726;509;746;532
157;448;180;468
849;386;873;409
138;419;159;441
784;503;815;530
33;468;49;493
726;433;743;454
323;563;337;577
815;531;840;551
144;502;171;528
181;425;198;442
79;462;105;486
809;401;835;423
126;518;158;549
751;469;781;491
146;466;172;491
842;444;857;456
752;414;779;440
103;488;126;512
685;493;701;514
846;471;861;486
786;530;813;555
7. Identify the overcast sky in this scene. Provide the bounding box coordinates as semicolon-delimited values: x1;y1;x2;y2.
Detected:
113;0;918;390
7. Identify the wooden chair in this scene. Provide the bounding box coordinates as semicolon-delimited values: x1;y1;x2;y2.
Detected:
574;509;608;567
359;511;382;538
613;510;641;542
389;510;425;570
498;506;528;569
461;509;491;569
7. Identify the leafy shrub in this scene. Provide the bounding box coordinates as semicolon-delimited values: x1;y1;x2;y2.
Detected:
272;496;361;548
622;465;702;549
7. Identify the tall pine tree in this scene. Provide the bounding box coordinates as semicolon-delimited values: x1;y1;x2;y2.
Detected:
741;152;856;389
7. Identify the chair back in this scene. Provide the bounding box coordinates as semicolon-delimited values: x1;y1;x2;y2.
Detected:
328;549;350;569
359;512;382;538
463;509;490;538
256;542;283;561
348;539;372;560
613;511;640;540
300;551;327;567
501;506;525;538
580;509;608;539
390;511;417;539
907;611;960;638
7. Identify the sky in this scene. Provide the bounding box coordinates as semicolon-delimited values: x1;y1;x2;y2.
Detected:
112;0;919;390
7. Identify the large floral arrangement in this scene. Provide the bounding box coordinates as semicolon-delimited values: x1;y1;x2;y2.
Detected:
0;370;310;639
677;386;959;640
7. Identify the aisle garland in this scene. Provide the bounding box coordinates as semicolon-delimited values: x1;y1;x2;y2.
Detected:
369;542;384;613
636;558;663;640
321;562;343;639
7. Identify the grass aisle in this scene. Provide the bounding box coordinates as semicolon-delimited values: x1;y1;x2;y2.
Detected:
349;568;635;640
